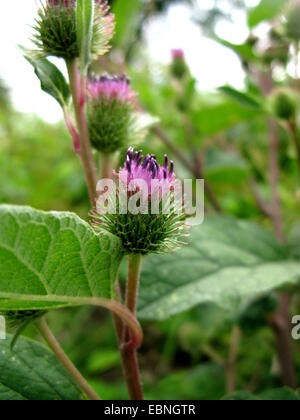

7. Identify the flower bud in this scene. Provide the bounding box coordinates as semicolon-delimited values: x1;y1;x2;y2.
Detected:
87;74;143;153
93;148;188;255
270;88;296;121
170;49;188;80
33;0;115;60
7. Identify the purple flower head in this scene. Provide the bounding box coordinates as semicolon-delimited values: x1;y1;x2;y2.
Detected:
171;48;185;60
93;148;189;255
89;74;137;105
47;0;75;8
116;147;176;199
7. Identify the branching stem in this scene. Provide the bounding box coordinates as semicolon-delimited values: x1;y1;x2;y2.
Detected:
66;59;98;204
37;316;101;401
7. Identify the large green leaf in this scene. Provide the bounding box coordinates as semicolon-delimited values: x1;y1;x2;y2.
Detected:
21;47;70;108
0;205;123;311
219;86;263;110
0;335;84;400
212;35;258;61
205;148;249;183
248;0;288;28
138;216;300;320
112;0;143;50
191;101;261;136
76;0;94;70
223;388;300;401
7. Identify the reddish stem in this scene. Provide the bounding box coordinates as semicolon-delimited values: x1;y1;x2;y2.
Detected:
66;60;98;204
120;254;144;400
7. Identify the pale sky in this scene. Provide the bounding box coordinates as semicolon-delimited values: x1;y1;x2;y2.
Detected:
0;0;259;123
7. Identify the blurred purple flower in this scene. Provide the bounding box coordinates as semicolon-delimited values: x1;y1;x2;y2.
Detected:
88;74;137;105
171;49;185;59
47;0;75;7
116;147;175;198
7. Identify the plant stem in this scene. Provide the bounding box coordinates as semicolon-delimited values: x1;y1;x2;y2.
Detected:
288;119;300;186
100;153;113;179
294;42;299;91
268;293;297;389
126;254;142;315
66;61;144;400
226;325;241;394
37;316;101;401
119;254;144;400
268;116;296;388
268;118;285;243
66;59;98;204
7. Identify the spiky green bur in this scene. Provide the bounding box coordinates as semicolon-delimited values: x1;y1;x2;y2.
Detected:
33;3;78;60
270;89;296;121
171;58;188;80
93;148;189;255
32;1;114;60
94;206;187;255
87;75;142;153
170;49;188;80
87;99;137;153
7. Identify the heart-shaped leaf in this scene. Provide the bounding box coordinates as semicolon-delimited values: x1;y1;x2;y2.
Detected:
0;205;123;311
138;216;300;320
0;335;84;400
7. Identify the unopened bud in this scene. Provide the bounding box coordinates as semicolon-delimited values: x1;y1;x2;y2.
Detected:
270;88;296;121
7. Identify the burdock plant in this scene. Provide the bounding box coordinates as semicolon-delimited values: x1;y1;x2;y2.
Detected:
5;0;190;402
33;0;115;60
93;148;189;399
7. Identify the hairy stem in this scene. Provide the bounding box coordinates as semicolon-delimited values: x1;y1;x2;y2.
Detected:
66;59;98;204
37;316;101;401
257;69;297;388
100;153;113;180
126;255;142;315
268;117;296;388
120;254;144;400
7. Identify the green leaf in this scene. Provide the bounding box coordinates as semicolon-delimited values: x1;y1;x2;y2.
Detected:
222;391;259;400
0;335;84;400
213;35;257;61
248;0;288;28
112;0;143;50
138;216;300;320
21;47;70;108
219;86;263;109
205;148;249;183
223;388;300;401
191;101;260;136
286;223;300;259
147;364;225;400
0;205;123;311
76;0;94;71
